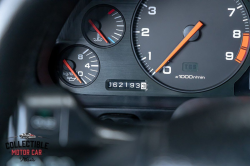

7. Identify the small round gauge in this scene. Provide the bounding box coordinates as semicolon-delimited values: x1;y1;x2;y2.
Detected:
82;5;126;48
132;0;250;92
58;46;100;87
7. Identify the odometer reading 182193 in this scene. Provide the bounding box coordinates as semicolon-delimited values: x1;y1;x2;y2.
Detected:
132;0;250;92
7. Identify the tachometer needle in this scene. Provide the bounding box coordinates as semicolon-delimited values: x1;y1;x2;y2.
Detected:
154;21;204;74
63;59;82;84
88;19;109;44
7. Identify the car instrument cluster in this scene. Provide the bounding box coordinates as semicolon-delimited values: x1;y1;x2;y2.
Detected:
48;0;250;97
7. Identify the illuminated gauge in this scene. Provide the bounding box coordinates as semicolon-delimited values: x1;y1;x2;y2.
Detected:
132;0;250;92
58;45;100;87
82;5;126;48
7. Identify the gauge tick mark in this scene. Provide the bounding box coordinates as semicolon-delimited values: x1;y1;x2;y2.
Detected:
108;9;115;15
108;37;115;43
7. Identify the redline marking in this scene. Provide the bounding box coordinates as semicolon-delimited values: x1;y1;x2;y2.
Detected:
108;9;115;15
235;33;250;63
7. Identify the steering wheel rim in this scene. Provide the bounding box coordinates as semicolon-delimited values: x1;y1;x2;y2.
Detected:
0;0;79;132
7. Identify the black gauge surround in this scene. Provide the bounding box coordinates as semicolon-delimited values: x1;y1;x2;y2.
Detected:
132;0;250;92
82;5;126;48
58;45;100;88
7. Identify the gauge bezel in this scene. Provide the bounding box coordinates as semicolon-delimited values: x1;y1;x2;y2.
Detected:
82;4;126;49
57;45;100;88
130;0;250;93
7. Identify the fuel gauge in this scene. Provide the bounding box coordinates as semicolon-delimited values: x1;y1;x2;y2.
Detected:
82;5;126;48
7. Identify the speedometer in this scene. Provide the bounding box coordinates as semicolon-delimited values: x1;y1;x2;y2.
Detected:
132;0;250;92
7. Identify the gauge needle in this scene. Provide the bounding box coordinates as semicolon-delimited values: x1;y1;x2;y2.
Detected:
154;21;204;74
63;59;82;84
88;19;109;43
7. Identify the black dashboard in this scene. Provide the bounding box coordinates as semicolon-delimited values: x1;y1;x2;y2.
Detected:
2;0;250;165
37;0;250;114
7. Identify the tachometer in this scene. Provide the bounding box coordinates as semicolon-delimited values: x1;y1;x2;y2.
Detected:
132;0;250;92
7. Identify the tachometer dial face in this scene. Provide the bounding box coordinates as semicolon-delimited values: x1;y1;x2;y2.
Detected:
58;46;100;88
83;5;126;48
132;0;250;92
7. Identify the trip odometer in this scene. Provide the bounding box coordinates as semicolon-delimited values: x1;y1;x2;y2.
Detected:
132;0;250;92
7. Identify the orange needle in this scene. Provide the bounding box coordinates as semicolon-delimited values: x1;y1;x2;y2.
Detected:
154;21;204;74
63;59;82;84
88;19;109;44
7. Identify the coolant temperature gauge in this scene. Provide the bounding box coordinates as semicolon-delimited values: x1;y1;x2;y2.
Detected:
58;46;100;87
82;5;126;48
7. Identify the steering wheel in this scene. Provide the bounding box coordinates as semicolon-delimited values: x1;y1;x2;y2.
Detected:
1;0;250;165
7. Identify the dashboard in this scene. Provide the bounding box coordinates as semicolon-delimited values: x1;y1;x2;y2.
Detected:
2;0;250;164
38;0;250;108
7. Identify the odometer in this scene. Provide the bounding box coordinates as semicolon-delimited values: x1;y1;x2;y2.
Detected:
132;0;250;92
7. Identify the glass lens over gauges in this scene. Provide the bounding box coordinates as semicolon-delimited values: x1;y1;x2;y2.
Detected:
132;0;250;92
58;46;100;87
82;5;125;48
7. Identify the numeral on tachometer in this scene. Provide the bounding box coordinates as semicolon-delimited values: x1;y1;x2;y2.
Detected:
163;66;171;74
233;30;241;38
228;8;235;17
141;28;150;36
148;52;152;60
148;6;156;15
226;52;234;60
